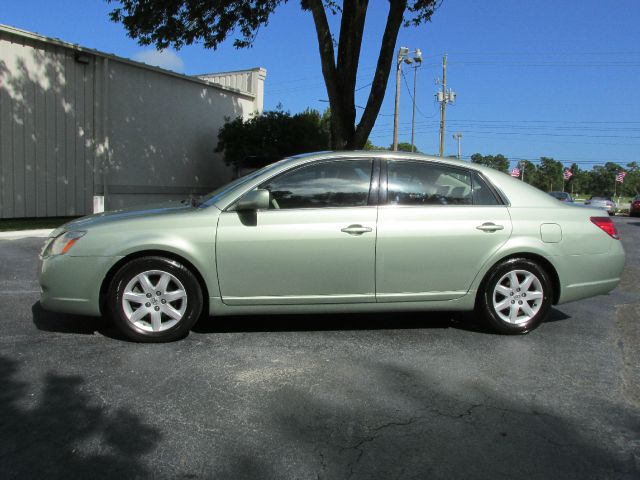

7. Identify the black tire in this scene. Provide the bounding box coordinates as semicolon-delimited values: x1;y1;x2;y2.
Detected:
476;258;553;334
107;256;203;342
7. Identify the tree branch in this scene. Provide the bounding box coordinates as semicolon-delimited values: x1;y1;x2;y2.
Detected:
351;0;407;148
335;0;368;142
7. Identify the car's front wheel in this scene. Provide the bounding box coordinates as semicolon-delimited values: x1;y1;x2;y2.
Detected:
477;258;552;334
107;256;203;342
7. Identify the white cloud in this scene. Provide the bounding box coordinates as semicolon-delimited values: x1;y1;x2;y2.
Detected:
132;49;185;73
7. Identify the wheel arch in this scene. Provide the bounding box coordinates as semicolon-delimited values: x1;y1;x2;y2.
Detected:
99;250;210;316
475;252;561;306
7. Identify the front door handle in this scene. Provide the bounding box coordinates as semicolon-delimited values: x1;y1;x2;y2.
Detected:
476;222;504;232
341;224;373;235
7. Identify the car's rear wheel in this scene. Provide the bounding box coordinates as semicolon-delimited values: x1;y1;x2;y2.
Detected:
477;258;552;334
107;256;203;342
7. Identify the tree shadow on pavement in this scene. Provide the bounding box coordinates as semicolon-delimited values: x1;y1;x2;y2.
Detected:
0;355;161;479
217;361;638;479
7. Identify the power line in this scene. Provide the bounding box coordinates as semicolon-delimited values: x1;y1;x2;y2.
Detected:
401;70;437;120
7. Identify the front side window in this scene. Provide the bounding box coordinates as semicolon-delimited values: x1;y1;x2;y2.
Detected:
387;161;473;205
261;159;373;209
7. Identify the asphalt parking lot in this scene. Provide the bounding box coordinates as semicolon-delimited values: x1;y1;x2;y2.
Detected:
0;217;638;479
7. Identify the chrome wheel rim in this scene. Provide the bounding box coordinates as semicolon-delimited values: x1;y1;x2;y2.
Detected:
492;269;543;325
122;270;188;332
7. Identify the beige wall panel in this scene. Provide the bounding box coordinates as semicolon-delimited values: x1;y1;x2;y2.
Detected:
105;61;245;209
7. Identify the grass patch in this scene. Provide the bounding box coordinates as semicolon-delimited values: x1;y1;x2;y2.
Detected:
0;217;79;232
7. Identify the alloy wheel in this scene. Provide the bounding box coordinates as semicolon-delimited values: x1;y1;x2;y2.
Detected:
492;269;544;325
121;269;188;332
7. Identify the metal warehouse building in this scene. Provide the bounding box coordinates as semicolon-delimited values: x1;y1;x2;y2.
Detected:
0;24;266;218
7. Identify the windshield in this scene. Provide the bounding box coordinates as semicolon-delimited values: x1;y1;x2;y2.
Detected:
198;158;291;207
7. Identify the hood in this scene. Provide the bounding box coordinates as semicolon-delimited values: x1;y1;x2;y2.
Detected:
51;201;197;236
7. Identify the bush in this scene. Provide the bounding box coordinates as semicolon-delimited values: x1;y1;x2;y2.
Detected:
215;109;330;168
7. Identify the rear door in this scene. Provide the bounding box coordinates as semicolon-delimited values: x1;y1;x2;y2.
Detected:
376;160;512;302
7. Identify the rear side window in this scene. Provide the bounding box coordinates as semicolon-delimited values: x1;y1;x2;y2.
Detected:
261;159;373;209
387;161;472;205
472;172;501;205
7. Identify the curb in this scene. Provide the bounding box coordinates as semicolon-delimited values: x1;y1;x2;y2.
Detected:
0;229;54;240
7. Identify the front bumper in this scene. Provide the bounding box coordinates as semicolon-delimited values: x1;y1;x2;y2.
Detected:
39;254;122;316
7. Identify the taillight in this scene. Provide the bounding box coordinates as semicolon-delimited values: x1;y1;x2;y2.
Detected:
590;217;619;239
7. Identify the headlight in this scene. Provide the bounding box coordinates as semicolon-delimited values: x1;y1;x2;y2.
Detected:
46;231;86;256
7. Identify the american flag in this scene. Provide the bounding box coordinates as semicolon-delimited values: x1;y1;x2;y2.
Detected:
510;167;521;178
615;171;626;183
563;169;573;180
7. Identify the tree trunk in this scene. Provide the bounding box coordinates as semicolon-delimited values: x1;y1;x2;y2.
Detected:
307;0;407;150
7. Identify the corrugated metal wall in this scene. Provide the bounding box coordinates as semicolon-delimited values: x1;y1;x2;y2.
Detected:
198;70;253;94
0;31;98;218
0;26;266;218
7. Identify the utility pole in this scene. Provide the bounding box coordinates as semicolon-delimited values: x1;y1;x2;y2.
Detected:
519;161;525;182
438;55;447;156
452;133;462;159
437;55;455;156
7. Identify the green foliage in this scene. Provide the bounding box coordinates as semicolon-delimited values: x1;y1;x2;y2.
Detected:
109;1;440;50
533;157;563;191
392;142;421;153
470;153;509;173
215;109;330;166
363;139;386;151
109;0;283;49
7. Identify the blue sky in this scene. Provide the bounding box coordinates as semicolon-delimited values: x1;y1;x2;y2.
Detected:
1;0;639;169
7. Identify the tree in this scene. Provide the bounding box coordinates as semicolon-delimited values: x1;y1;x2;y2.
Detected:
470;153;509;173
363;139;386;150
536;157;563;192
518;159;538;186
108;0;441;150
391;142;420;153
565;162;583;195
215;108;330;167
625;161;639;196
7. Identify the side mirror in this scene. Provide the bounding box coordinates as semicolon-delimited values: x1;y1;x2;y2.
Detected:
236;189;270;211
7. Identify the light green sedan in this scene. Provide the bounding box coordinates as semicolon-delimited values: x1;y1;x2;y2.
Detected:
39;151;625;342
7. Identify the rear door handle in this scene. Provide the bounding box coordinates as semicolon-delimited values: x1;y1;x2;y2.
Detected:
341;224;372;235
476;222;504;232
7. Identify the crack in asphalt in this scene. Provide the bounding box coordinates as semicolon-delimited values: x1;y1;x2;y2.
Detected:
339;403;483;479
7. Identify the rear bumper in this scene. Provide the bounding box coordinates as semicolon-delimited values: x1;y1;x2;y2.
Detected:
39;254;121;316
555;246;625;305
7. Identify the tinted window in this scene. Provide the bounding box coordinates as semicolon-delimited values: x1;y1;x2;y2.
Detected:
261;159;373;209
472;173;501;205
387;161;472;205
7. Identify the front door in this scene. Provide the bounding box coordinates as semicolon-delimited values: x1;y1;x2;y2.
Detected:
216;158;378;305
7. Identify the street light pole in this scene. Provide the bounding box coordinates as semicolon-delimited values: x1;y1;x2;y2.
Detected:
410;49;422;152
393;47;421;152
452;132;462;159
392;47;408;152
